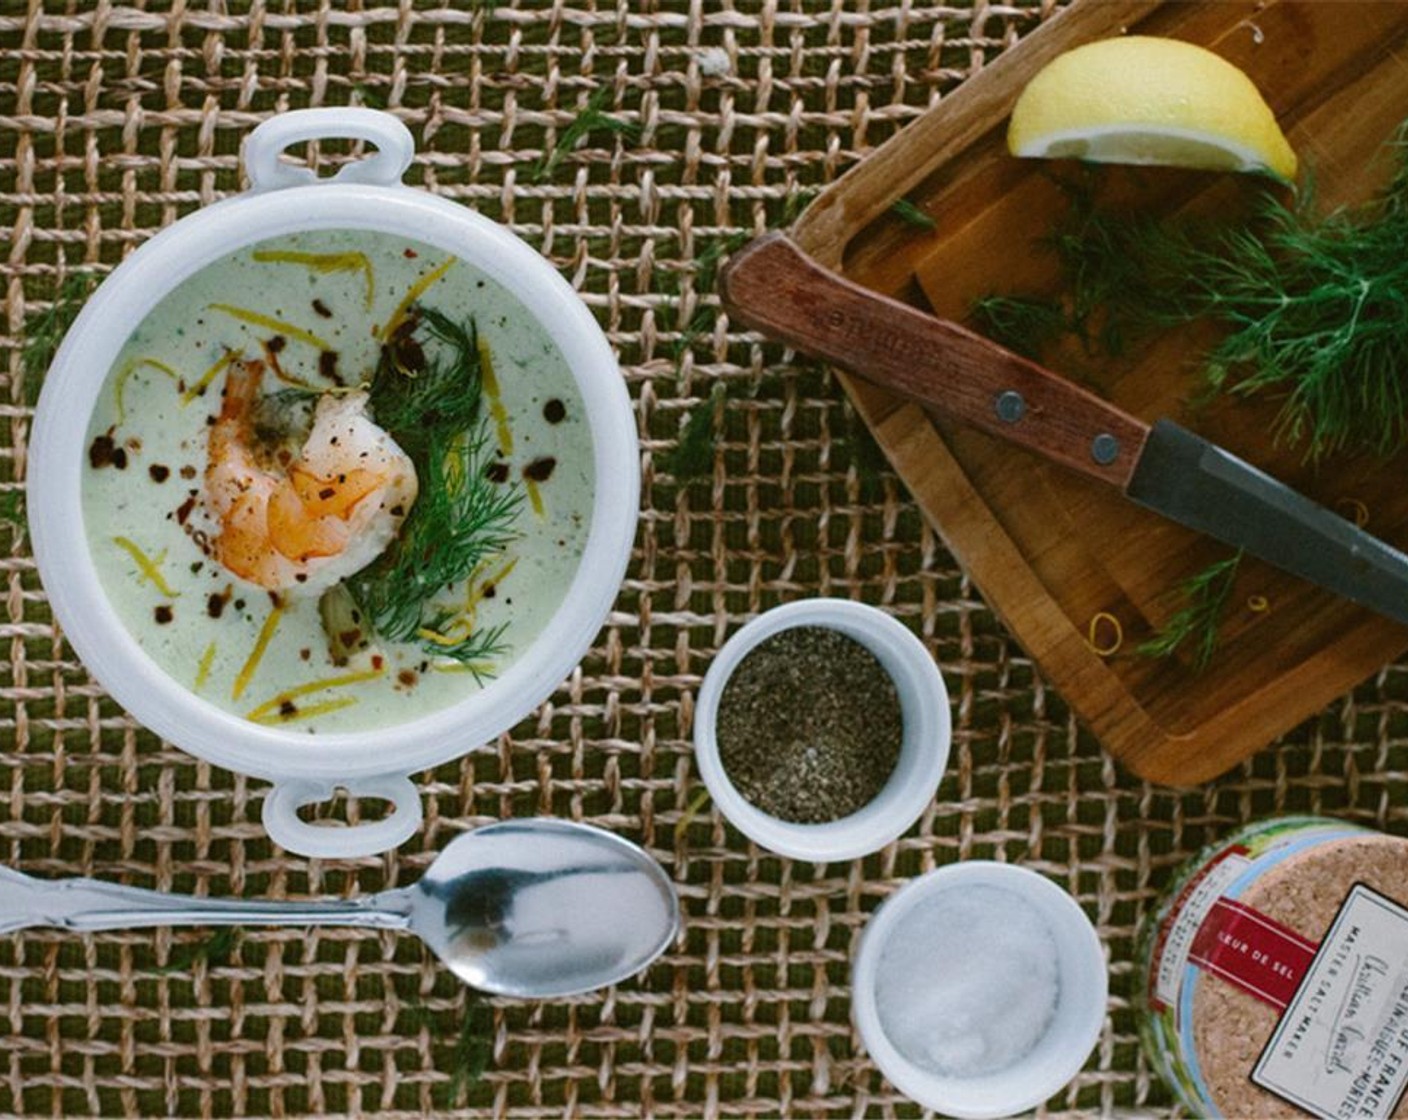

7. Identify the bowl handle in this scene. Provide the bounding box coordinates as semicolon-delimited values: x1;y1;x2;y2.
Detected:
244;108;414;193
262;775;423;858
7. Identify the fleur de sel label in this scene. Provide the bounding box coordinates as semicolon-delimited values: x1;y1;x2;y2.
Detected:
1252;884;1408;1120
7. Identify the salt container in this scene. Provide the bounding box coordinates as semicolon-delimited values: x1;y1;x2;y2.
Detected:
1137;815;1408;1119
852;861;1107;1119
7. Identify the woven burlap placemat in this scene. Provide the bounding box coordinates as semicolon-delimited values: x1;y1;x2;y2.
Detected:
3;2;1407;1117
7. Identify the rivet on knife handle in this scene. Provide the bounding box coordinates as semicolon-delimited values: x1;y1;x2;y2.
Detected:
717;232;1152;488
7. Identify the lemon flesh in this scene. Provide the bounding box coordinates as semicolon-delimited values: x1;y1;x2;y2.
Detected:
1007;36;1297;181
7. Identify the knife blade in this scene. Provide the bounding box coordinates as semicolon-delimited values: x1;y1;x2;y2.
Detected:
717;232;1408;627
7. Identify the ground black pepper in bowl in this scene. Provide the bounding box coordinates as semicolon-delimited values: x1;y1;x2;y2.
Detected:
715;625;903;823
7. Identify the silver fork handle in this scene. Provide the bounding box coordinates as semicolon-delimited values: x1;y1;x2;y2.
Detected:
0;866;412;934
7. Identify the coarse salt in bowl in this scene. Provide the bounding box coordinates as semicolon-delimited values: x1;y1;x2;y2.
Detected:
851;861;1108;1120
692;598;950;862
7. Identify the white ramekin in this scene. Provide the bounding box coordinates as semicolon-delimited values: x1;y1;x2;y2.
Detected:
692;599;950;861
26;110;639;859
852;862;1108;1119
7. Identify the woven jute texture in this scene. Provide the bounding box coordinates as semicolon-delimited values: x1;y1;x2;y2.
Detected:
4;2;1408;1117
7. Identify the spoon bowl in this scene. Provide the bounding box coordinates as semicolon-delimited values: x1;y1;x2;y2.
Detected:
0;818;679;1000
407;819;680;997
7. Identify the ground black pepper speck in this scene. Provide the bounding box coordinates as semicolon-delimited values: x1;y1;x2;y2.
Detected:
716;625;903;823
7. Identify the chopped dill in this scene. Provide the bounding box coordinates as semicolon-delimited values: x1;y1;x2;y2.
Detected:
891;197;937;230
445;992;494;1105
969;295;1068;361
1138;551;1242;673
662;380;728;481
157;927;241;973
534;85;640;182
21;271;97;404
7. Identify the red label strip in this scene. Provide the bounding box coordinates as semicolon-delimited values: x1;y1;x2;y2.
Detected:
1188;897;1318;1010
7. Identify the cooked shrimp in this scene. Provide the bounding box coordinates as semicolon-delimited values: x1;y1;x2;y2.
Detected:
205;358;417;594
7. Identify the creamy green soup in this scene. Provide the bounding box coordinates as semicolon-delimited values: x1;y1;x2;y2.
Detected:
83;229;594;732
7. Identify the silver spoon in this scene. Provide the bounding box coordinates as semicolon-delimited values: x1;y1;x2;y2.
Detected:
0;818;679;999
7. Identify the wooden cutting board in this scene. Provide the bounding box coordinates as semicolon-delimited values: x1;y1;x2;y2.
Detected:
788;0;1408;784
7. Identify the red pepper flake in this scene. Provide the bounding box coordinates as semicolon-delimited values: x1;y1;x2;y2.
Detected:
371;654;385;671
154;605;174;625
266;334;286;354
280;700;298;717
484;462;510;484
180;465;197;480
403;247;418;259
175;496;196;525
543;398;566;424
149;464;170;483
397;669;418;688
311;298;333;319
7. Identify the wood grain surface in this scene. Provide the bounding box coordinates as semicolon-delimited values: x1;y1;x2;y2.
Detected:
787;0;1408;784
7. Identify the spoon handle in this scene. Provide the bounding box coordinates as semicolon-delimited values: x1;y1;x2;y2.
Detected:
0;866;411;935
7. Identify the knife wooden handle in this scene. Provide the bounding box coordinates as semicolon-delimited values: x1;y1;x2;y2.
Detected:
717;231;1151;488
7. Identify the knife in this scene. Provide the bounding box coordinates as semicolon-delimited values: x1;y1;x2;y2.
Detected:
717;232;1408;628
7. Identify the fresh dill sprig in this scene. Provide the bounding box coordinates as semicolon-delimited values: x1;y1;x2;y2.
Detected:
418;617;510;682
969;295;1068;361
1138;551;1242;673
22;271;97;405
367;305;486;458
661;380;728;481
972;127;1408;459
351;306;522;664
349;424;521;661
1145;195;1408;458
534;86;640;182
891;197;937;230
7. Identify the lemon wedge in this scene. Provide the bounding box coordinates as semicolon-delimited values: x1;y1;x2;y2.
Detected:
1007;36;1297;181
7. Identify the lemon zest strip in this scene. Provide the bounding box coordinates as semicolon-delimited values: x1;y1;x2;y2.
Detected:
674;788;713;843
245;667;386;722
194;642;217;693
478;335;514;456
250;696;359;725
112;536;180;597
208;303;333;351
1335;497;1370;528
525;479;545;519
417;626;469;647
379;257;456;341
467;556;518;613
232;605;284;702
1086;611;1124;657
252;249;375;310
181;350;239;405
1247;594;1270;613
114;357;178;424
432;661;494;676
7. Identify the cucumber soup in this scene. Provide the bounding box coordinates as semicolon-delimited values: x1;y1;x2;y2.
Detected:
82;229;594;733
